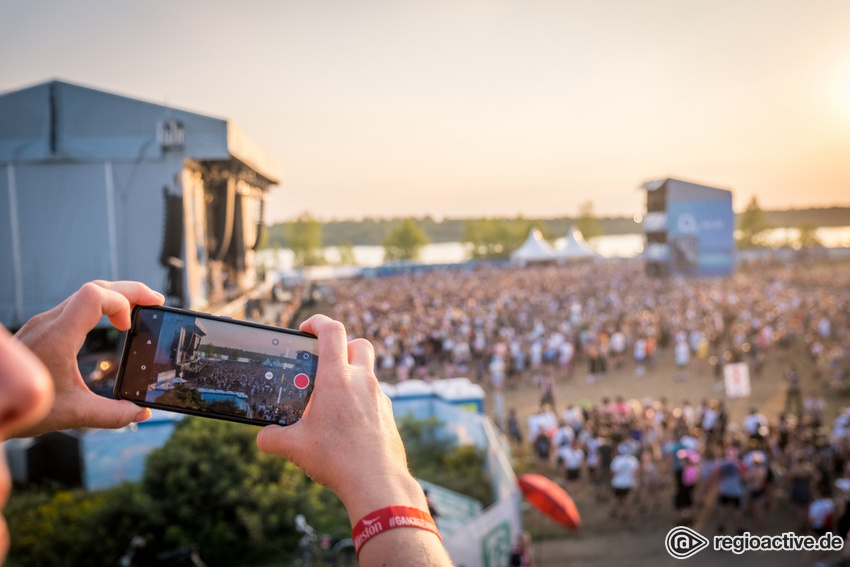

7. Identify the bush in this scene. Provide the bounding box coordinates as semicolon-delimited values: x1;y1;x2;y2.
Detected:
6;418;348;567
398;415;493;507
7;415;490;566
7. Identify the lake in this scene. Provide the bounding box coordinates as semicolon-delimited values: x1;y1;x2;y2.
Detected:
257;227;850;271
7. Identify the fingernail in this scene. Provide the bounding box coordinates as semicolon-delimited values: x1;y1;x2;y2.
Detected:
133;409;152;423
154;291;165;302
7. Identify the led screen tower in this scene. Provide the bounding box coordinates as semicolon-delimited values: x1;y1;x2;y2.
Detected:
641;178;734;277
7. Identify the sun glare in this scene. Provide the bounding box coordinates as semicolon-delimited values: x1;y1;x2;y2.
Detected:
833;64;850;123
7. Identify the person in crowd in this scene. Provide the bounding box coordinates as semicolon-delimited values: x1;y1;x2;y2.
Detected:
785;365;803;417
539;374;556;409
788;450;819;534
714;447;746;535
744;452;769;531
673;449;698;527
809;486;836;567
509;531;534;567
506;408;523;445
638;450;662;515
610;443;640;520
532;428;552;465
743;408;769;439
1;281;452;566
834;478;850;567
673;336;690;382
558;437;585;494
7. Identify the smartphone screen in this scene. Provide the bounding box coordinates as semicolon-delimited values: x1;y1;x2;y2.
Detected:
115;306;318;427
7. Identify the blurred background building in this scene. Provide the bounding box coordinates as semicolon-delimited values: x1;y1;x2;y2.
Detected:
641;178;735;277
0;80;281;330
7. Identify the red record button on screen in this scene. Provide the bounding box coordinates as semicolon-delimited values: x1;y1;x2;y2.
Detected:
293;373;311;390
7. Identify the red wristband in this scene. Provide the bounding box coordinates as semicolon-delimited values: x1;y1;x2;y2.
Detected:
352;505;441;556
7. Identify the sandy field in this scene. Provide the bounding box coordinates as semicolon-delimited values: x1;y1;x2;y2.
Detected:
494;340;845;566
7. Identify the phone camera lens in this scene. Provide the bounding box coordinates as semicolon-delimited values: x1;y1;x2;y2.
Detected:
272;338;280;346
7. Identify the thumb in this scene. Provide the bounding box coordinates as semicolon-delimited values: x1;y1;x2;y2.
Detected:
257;424;303;462
81;395;152;429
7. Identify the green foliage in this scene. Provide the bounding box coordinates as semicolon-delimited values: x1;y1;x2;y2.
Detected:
736;196;773;249
286;212;326;267
797;224;822;248
157;384;205;411
334;242;358;266
382;218;430;261
140;418;345;565
575;201;604;240
261;208;849;249
6;418;348;567
462;218;552;259
7;415;494;566
397;415;493;507
6;484;154;567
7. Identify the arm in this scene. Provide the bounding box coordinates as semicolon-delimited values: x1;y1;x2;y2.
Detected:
257;315;453;566
13;280;164;437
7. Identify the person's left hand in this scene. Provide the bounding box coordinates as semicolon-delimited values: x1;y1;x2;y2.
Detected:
13;280;164;437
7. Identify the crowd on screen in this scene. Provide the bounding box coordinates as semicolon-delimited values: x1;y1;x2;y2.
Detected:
183;358;308;424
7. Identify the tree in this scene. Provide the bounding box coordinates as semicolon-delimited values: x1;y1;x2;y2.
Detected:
576;201;604;240
382;218;430;261
157;385;205;411
334;241;358;266
397;416;492;507
797;224;822;248
736;196;772;249
462;217;551;259
286;212;326;267
141;418;347;566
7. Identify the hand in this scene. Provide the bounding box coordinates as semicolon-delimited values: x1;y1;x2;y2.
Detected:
256;315;426;521
257;315;451;565
13;281;164;437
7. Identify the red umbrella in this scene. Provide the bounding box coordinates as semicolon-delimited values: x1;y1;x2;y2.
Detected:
517;473;581;530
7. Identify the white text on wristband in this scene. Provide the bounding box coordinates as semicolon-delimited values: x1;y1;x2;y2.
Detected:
352;505;441;556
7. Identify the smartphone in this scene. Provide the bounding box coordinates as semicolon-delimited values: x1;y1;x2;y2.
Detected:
114;305;318;427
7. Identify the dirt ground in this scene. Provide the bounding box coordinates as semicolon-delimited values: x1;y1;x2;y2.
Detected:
493;343;847;566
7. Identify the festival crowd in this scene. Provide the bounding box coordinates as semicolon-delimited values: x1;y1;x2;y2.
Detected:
323;261;848;397
318;259;849;566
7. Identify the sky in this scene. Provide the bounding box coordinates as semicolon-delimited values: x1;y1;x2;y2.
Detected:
2;0;850;223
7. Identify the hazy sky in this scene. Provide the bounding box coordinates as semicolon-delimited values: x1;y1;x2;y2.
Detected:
2;0;849;222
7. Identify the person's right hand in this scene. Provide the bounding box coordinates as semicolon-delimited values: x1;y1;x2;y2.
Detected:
257;315;452;565
13;280;164;437
257;315;426;522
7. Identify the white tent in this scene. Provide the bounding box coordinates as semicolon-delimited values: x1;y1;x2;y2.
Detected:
510;228;556;263
556;226;600;260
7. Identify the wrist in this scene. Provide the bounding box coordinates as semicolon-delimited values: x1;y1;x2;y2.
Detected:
340;470;428;527
352;505;440;557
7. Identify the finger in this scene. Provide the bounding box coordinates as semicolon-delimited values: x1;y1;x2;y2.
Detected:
347;338;375;369
72;394;151;430
299;315;349;371
55;282;134;333
91;281;165;329
257;424;305;462
92;280;165;307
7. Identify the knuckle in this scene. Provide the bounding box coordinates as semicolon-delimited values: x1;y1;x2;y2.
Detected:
326;319;346;333
76;281;104;303
349;338;374;353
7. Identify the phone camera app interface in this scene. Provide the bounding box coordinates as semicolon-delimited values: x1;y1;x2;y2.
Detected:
124;310;317;425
